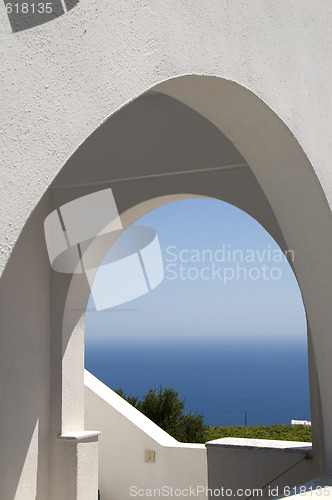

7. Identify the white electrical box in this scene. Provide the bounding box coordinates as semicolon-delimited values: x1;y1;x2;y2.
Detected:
144;450;156;463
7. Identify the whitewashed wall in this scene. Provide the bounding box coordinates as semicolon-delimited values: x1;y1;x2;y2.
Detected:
0;1;332;498
85;371;208;500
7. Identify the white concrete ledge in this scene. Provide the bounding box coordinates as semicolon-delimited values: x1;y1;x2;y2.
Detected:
59;431;100;441
206;437;312;453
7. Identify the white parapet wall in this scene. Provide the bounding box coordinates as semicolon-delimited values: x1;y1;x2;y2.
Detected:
84;370;208;500
206;438;318;500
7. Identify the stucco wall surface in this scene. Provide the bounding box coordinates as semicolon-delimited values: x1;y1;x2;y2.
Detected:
0;0;331;275
1;2;332;499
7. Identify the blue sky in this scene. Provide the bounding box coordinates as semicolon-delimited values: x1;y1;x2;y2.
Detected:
85;198;307;347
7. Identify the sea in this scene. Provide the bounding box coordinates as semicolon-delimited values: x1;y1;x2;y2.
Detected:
84;338;311;427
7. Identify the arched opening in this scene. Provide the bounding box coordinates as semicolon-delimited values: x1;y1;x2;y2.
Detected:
85;197;310;429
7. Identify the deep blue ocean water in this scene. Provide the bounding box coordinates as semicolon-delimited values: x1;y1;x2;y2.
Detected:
84;339;311;427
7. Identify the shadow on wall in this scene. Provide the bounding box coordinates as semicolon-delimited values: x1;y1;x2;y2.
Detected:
4;0;80;33
0;193;52;499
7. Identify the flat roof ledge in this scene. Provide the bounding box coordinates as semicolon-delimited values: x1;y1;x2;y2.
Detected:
206;437;312;453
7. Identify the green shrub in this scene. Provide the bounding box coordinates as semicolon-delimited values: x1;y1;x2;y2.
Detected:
114;386;207;443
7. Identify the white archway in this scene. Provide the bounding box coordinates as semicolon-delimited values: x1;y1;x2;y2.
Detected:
56;75;332;480
1;75;331;498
